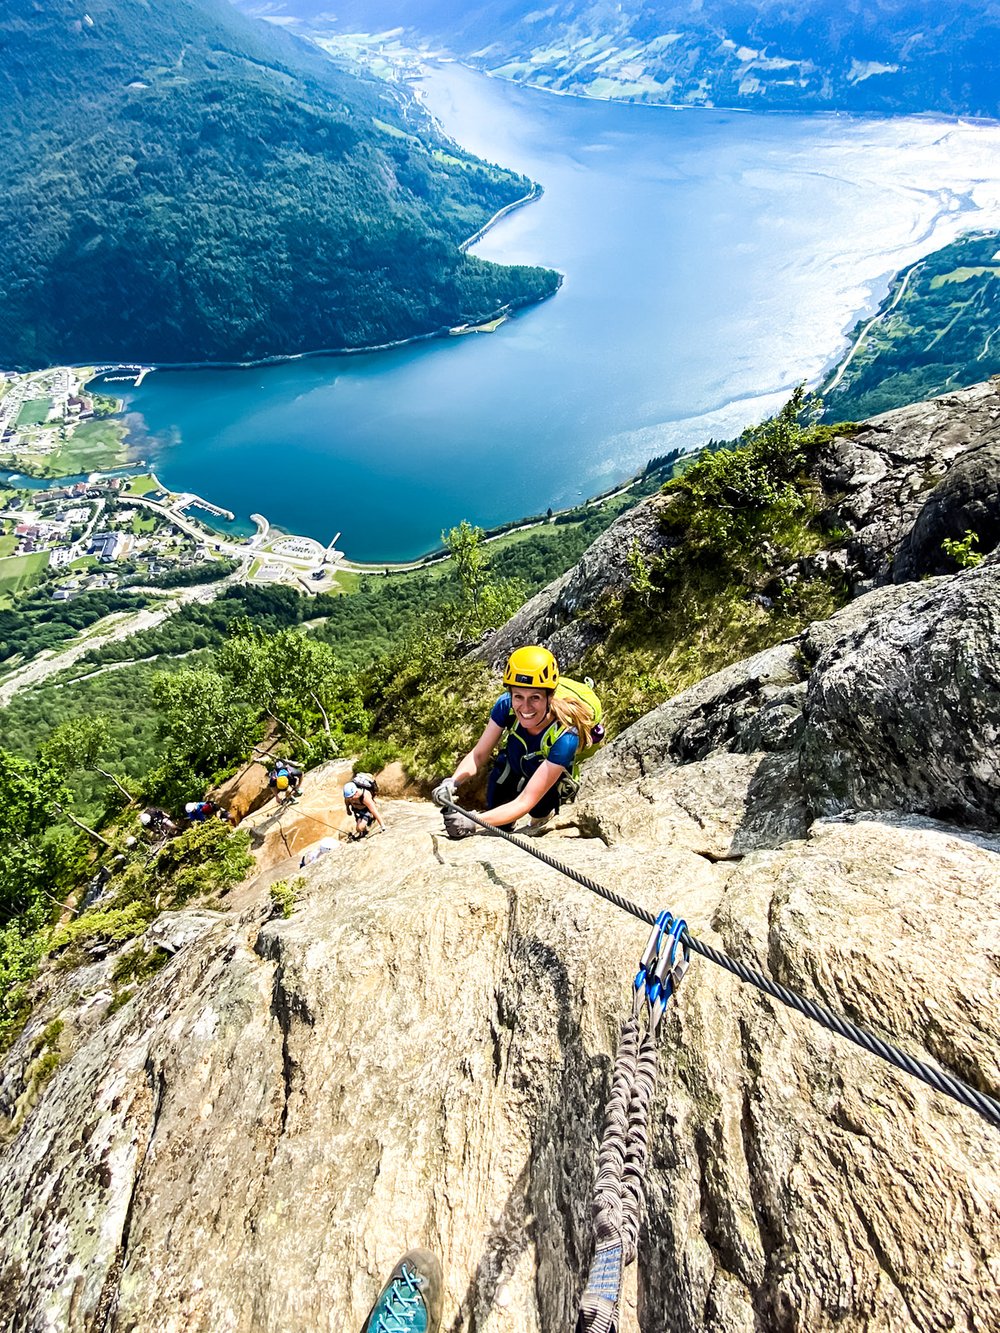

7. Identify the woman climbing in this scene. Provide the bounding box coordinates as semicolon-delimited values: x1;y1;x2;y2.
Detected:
434;645;599;839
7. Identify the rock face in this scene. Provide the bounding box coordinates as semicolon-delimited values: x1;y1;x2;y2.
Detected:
800;555;1000;826
2;699;1000;1330
477;495;667;670
892;437;1000;580
579;559;1000;839
813;377;1000;584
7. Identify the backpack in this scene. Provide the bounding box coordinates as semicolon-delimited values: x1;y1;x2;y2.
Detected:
552;677;605;768
501;676;605;781
353;772;379;797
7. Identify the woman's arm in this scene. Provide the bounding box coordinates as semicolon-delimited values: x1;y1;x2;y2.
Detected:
451;719;505;787
481;759;564;827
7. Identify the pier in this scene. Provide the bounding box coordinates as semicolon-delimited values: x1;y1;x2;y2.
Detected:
175;493;235;521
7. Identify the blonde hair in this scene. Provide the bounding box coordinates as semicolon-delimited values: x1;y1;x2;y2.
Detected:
549;690;594;747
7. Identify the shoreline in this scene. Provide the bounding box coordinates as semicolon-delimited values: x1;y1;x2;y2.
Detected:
440;57;1000;127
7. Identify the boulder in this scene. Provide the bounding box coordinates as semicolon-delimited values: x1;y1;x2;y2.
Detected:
207;757;272;826
581;641;803;790
813;377;1000;584
892;438;1000;580
373;760;425;799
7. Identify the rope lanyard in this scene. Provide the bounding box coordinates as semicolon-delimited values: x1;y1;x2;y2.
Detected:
576;912;688;1332
439;798;1000;1134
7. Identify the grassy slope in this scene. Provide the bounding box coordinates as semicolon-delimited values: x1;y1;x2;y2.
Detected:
822;232;1000;421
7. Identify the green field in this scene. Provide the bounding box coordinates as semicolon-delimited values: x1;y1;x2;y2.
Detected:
328;570;361;594
123;473;160;498
130;511;158;535
0;534;17;557
16;399;50;426
0;550;49;596
41;419;128;476
824;231;1000;421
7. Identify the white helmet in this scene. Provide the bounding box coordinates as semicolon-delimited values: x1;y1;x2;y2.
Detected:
139;812;152;827
343;782;358;799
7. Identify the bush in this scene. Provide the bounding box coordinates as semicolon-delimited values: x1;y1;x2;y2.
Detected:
269;877;304;920
0;917;47;1053
52;822;254;960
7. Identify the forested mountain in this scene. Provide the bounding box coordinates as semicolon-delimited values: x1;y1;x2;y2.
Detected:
245;0;1000;118
0;0;558;368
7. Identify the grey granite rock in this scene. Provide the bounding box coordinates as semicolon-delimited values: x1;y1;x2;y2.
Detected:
476;495;667;670
800;560;1000;828
2;799;997;1332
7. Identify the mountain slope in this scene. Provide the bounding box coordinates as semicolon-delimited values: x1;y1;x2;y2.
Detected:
0;0;558;367
248;0;1000;117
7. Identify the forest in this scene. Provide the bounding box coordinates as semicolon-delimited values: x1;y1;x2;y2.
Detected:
0;0;559;367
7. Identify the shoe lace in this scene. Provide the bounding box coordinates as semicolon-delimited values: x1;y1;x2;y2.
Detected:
373;1264;426;1331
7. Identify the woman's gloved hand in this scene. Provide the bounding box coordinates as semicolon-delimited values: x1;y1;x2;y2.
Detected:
432;779;458;808
443;807;491;840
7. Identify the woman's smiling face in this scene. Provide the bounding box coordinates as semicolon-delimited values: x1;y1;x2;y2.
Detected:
510;687;552;731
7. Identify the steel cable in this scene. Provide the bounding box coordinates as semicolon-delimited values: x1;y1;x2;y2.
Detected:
441;799;1000;1133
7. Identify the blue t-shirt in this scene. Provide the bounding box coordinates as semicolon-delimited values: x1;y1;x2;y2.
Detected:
490;692;580;778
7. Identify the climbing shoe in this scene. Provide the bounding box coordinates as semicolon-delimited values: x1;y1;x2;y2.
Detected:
361;1249;443;1332
521;814;553;837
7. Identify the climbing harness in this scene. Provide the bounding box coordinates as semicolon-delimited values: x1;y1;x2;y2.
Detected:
577;913;689;1332
436;796;1000;1133
496;676;605;786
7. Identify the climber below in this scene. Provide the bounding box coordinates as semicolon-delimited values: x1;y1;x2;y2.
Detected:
268;758;304;805
434;645;600;839
344;776;386;839
184;800;228;824
139;806;177;838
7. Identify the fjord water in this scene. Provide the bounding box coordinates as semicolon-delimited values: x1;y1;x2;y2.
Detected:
117;63;1000;560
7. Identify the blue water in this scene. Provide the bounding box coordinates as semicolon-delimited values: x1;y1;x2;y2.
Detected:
110;64;1000;560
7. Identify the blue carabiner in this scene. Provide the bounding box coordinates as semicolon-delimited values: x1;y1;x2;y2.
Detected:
634;910;673;1017
647;918;690;1034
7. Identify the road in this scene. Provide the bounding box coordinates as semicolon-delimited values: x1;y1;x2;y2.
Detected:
826;262;921;394
0;568;246;706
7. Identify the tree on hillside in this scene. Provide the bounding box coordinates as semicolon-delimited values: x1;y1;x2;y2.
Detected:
658;385;820;579
445;520;490;619
444;519;526;635
0;750;70;925
39;715;134;804
152;667;259;781
215;622;368;755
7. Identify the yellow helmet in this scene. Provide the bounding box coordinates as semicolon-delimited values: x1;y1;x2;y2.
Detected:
503;645;559;691
276;774;289;790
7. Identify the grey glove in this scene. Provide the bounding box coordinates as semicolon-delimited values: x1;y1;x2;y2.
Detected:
432;779;458;809
443;806;490;840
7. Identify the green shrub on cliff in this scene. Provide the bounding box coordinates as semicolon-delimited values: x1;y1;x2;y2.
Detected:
582;391;851;731
51;821;254;963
